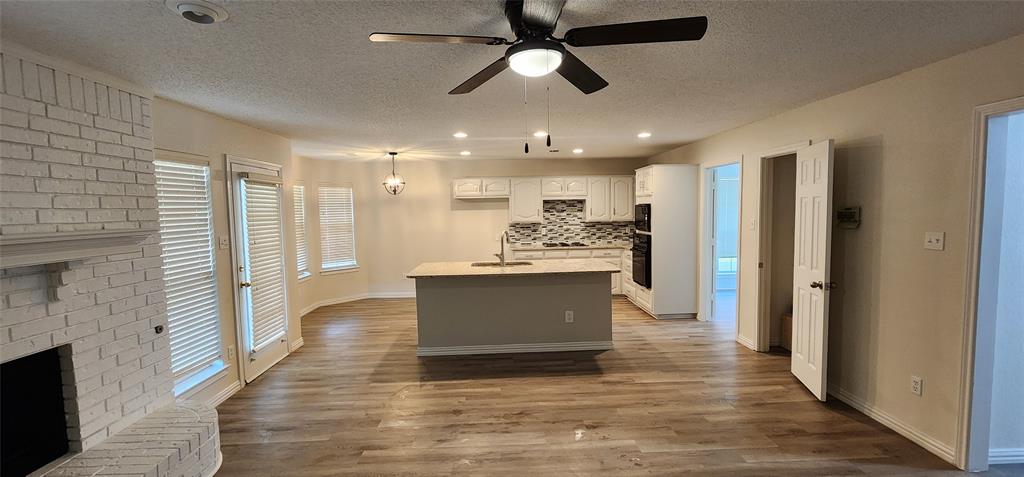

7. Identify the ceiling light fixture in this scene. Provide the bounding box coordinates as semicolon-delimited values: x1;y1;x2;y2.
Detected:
459;151;471;156
453;132;468;138
572;148;583;154
506;40;565;77
533;130;548;138
165;0;228;24
637;131;652;138
381;152;405;196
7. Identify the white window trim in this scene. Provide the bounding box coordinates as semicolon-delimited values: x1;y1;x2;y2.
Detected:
317;183;358;273
293;182;312;282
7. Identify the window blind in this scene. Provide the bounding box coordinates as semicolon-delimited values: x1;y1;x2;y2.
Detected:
241;179;288;351
154;160;222;381
318;186;357;271
293;185;310;279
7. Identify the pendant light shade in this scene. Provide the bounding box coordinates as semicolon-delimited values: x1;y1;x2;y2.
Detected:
382;152;405;195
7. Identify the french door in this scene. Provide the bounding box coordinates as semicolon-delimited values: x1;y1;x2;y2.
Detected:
790;140;835;400
227;157;289;383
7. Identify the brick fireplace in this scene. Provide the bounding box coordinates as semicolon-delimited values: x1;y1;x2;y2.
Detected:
1;45;220;476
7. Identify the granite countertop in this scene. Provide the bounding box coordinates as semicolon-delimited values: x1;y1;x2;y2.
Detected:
407;258;620;278
509;242;631;251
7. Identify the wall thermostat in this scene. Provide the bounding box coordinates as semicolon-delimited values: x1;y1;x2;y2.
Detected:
836;207;861;229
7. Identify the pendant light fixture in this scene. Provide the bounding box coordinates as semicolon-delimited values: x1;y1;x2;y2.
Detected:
382;152;405;195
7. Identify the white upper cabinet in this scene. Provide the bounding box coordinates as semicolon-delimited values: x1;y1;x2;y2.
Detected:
453;178;483;198
636;167;654;197
509;177;543;223
611;176;634;222
482;178;510;197
564;177;588;197
585;177;611;222
541;176;588;198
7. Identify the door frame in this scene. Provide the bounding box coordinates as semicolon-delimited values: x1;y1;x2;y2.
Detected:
955;95;1024;471
698;160;742;331
751;140;811;352
224;154;290;383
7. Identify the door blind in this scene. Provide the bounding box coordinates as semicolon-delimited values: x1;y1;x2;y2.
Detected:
154;160;222;381
318;186;357;270
241;179;288;351
293;185;310;278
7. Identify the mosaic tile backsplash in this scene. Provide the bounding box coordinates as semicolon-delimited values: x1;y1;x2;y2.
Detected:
509;200;634;245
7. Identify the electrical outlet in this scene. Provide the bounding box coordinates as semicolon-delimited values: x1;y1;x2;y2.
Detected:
228;345;236;361
911;375;923;396
924;232;945;251
564;310;574;323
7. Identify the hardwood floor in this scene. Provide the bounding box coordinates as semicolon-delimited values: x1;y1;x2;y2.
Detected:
216;298;1021;476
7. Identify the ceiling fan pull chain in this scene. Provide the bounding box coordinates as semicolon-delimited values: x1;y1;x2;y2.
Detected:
546;82;552;148
523;76;529;154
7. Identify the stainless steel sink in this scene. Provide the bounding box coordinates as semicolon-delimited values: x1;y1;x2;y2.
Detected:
470;261;533;267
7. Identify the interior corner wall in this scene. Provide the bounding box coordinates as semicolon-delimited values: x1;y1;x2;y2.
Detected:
151;98;297;406
292;156;646;313
645;34;1024;460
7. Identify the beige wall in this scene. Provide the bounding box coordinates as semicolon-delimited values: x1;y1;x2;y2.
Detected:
152;98;298;405
292;157;646;312
646;34;1024;458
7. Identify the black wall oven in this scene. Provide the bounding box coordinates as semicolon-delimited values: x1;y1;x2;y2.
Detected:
632;233;652;288
634;203;651;232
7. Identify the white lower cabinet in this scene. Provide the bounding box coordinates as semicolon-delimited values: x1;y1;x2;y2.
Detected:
622;278;636;300
509;248;624;294
634;285;653;312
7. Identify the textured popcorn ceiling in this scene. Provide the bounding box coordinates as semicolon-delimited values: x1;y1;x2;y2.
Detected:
2;1;1023;161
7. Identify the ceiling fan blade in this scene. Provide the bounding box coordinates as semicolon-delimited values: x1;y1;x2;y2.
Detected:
369;32;508;45
449;58;509;95
563;16;708;47
556;51;608;94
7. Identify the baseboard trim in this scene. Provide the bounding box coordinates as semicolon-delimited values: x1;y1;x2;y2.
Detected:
289;337;304;352
828;385;955;464
417;340;613;357
653;313;697;320
989;448;1024;464
736;334;757;351
207;380;241;408
299;292;416;317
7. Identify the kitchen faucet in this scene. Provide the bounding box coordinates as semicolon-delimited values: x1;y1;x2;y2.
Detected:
495;230;509;266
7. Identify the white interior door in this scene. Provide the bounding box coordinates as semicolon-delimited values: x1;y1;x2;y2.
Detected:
231;169;289;383
790;139;834;400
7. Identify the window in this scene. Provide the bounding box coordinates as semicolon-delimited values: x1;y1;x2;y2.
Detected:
154;160;224;395
318;185;357;271
293;185;310;279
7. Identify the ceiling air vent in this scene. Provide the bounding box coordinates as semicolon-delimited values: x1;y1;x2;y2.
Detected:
165;0;228;24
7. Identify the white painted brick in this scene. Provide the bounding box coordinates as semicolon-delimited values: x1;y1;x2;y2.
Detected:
53;194;100;208
100;196;137;209
110;295;147;314
81;126;121;144
1;124;48;145
67;303;112;325
119;92;132;122
10;314;66;340
39;209;87;223
30;115;79;136
0;93;46;114
128;209;157;222
21;62;41;100
0;334;52;362
103;221;141;231
96;284;133;304
87;209;127;222
97;169;135;183
85;181;126;195
69;75;86;111
0;208;36;225
1;223;56;234
38;66;57;104
54;71;72;108
33;146;81;164
50;133;96;153
93;260;133;277
51;163;97;180
83;153;124;169
1;142;33;159
0;302;48;325
52;321;101;346
1;157;48;178
124;183;155;197
56;223;104;232
2;55;23;95
97;142;134;158
1;174;36;192
99;311;135;331
7;288;46;307
1;107;29;127
94;115;132;134
47;104;93;126
120;134;149;149
133;148;154;162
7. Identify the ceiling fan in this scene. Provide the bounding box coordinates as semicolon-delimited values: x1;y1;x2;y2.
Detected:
369;0;707;95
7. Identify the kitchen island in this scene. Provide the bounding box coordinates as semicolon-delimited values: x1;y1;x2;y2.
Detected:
407;259;619;356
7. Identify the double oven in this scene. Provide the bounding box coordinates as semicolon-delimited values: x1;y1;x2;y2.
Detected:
632;204;652;288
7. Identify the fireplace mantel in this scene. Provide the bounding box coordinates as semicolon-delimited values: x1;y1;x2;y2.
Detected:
0;229;157;268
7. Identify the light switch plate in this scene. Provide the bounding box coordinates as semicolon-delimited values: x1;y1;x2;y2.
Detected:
564;310;574;323
218;236;230;250
924;232;945;251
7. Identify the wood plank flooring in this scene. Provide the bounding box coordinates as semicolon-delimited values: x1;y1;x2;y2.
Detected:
216;298;1021;476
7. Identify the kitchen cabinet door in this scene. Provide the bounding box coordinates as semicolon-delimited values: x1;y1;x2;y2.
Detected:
636;167;654;197
564;177;588;197
509;177;543;223
482;178;510;197
586;177;611;222
453;178;483;198
541;177;565;197
611;176;634;222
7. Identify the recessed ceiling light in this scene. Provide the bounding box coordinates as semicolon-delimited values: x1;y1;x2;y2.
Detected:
533;130;548;138
165;0;228;24
637;132;652;138
453;132;468;138
572;148;583;154
459;151;471;156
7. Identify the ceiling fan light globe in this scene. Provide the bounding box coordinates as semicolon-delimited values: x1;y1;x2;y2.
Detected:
506;41;566;77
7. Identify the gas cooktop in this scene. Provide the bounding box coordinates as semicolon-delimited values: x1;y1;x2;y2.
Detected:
542;242;588;247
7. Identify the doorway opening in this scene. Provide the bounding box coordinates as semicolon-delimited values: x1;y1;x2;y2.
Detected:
960;100;1024;471
764;154;796;353
704;163;740;328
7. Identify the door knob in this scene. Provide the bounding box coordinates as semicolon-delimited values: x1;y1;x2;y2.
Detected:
825;281;839;290
239;281;252;288
810;281;823;289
